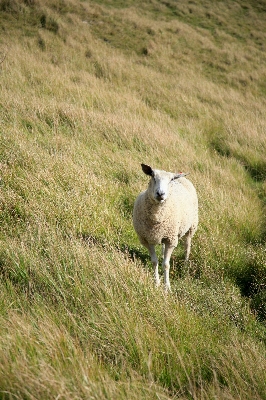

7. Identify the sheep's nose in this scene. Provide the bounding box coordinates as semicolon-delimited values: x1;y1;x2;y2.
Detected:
156;190;165;200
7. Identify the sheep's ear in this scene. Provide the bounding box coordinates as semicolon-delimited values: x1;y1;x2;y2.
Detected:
141;163;153;176
173;172;188;179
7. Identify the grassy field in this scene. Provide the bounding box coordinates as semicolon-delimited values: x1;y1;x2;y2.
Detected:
0;0;266;398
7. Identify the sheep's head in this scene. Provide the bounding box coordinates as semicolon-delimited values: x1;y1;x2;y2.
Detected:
141;163;187;204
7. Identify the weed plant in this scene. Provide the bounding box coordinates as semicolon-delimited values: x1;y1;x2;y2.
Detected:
0;0;266;398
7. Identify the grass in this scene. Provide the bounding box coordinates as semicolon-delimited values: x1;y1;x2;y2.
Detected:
0;0;266;398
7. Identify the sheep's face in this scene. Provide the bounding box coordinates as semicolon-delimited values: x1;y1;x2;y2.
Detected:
141;164;186;204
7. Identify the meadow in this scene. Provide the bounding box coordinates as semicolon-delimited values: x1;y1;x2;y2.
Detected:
0;0;266;398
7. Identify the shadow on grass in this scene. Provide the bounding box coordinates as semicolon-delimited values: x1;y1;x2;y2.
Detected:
234;259;266;322
119;244;151;266
210;136;266;183
119;243;201;282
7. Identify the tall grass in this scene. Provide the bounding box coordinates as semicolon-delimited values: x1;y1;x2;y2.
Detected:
0;0;266;398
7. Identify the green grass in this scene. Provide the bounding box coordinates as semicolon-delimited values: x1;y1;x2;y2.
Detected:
0;0;266;398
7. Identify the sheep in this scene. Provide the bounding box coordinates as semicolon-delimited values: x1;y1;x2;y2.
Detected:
133;163;198;292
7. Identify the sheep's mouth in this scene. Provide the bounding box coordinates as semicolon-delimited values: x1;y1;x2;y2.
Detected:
155;196;166;203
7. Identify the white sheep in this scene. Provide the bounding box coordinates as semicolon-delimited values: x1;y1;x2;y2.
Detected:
133;163;198;291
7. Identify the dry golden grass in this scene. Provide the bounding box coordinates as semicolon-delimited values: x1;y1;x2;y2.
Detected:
0;0;266;398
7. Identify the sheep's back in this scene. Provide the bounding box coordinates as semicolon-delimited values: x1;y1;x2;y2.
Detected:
170;180;198;239
177;177;198;222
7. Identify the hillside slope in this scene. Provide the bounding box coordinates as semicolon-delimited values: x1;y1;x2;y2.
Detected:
0;0;266;398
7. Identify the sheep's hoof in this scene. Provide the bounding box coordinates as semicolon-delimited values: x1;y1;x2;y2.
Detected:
164;284;172;293
154;278;161;287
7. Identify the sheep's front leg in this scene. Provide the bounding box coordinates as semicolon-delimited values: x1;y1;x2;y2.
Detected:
163;243;175;292
146;244;160;287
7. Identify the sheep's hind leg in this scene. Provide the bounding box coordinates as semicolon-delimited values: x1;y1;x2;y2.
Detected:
184;230;193;261
162;243;175;292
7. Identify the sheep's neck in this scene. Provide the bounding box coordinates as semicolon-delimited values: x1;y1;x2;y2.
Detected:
145;194;167;224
